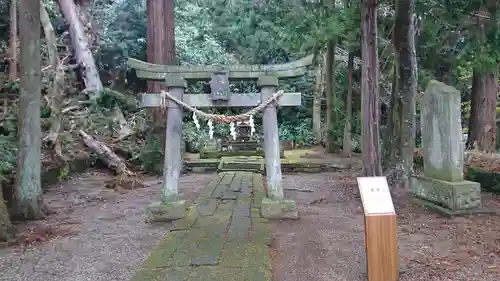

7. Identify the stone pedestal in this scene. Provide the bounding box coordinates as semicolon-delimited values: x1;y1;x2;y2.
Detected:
411;80;489;215
218;156;264;173
146;200;187;222
411;176;484;215
260;198;298;219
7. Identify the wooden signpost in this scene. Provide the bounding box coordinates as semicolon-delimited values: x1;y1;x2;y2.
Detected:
357;177;399;281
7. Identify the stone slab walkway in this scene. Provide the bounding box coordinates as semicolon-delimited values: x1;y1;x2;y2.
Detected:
131;171;272;281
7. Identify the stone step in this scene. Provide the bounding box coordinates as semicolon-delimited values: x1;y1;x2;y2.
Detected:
184;156;352;173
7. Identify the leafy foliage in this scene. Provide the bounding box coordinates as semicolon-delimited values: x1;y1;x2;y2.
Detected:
0;0;498;175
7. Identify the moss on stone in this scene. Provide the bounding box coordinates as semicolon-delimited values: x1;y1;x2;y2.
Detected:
142;230;188;269
185;156;352;174
200;150;265;159
131;170;273;281
171;205;198;230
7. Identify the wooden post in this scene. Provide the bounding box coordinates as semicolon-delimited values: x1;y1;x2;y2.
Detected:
162;76;186;201
357;177;398;281
258;76;284;200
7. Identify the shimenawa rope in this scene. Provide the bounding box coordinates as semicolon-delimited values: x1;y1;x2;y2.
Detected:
159;90;284;124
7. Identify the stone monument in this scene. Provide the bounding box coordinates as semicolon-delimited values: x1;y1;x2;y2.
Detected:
128;55;313;221
410;80;485;215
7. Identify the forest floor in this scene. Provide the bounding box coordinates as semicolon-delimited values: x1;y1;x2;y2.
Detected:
0;152;499;281
0;172;214;281
272;171;500;281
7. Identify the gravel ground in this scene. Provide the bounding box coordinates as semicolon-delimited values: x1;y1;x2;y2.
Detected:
2;168;499;281
0;171;215;281
270;171;500;281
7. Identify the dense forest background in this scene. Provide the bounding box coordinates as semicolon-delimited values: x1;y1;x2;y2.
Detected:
0;0;499;238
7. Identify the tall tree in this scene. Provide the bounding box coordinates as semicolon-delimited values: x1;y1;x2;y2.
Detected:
360;0;382;176
312;53;324;144
342;51;354;157
164;0;177;65
147;0;177;153
466;4;498;152
0;186;14;241
342;0;354;157
324;39;336;152
385;0;418;187
8;0;17;81
14;0;45;220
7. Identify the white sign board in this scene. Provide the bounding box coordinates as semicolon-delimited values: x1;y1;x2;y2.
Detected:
357;177;396;215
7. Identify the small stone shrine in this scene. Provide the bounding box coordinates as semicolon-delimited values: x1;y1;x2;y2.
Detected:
220;120;260;151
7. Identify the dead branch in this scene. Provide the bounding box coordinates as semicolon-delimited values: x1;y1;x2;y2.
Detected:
78;130;143;190
41;2;67;165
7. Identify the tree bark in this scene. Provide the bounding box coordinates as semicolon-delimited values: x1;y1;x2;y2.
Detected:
384;0;418;187
361;0;382;176
406;12;418;177
384;62;401;171
57;0;103;97
14;0;45;220
41;1;67;165
466;3;498;153
467;69;497;152
312;54;324;144
342;51;354;157
398;5;418;188
325;40;336;152
8;0;17;81
146;0;165;95
164;0;177;65
0;183;15;242
147;0;177;153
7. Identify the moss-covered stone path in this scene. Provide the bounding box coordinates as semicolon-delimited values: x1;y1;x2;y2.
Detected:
131;171;272;281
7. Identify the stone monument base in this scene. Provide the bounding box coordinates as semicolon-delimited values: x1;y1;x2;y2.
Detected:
218;156;264;173
199;149;285;159
260;198;299;219
146;200;187;222
410;176;493;216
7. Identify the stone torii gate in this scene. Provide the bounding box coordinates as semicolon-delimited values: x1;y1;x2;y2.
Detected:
128;56;313;221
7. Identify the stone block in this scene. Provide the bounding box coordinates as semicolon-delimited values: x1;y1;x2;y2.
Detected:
143;230;188;269
260;198;299;219
217;157;264;173
420;80;464;182
191;167;208;173
146;200;187;222
171;227;226;266
200;150;265;159
410;175;481;211
195;198;218;216
227;216;251;243
222;190;240;200
172;206;198;230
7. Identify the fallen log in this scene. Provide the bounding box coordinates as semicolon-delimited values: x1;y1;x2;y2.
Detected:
79;130;143;190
